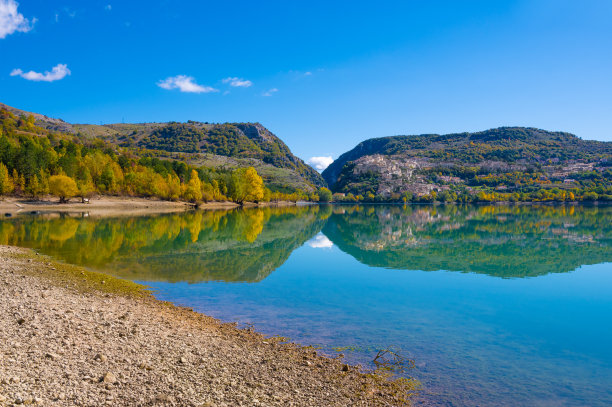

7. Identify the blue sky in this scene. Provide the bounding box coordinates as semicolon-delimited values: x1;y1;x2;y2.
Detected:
1;0;611;166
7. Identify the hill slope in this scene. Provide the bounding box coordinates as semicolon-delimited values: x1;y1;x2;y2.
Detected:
0;102;324;192
323;127;611;201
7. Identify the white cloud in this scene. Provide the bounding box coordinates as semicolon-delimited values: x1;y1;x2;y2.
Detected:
307;156;333;172
105;5;112;11
10;63;70;82
222;77;252;88
157;75;218;93
0;0;35;39
262;88;278;97
307;234;334;249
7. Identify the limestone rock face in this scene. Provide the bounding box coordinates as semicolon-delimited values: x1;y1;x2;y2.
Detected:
323;127;612;198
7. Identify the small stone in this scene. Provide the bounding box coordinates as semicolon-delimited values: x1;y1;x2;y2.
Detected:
16;318;25;325
94;354;108;363
101;372;117;384
304;360;312;366
14;397;23;405
341;364;349;372
0;395;7;402
155;394;172;402
179;356;187;364
45;352;59;361
101;280;106;284
33;397;43;404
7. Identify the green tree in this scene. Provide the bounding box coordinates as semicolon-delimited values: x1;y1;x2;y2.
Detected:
25;175;41;199
318;187;333;202
76;167;95;202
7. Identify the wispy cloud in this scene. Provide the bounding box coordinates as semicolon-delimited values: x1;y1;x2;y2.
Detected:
10;64;70;82
222;77;252;88
289;70;316;79
0;0;36;39
105;5;112;11
262;88;278;97
307;234;334;249
307;156;333;172
63;7;76;18
157;75;218;93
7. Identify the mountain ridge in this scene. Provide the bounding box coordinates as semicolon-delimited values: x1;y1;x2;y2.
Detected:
0;102;324;192
323;127;611;201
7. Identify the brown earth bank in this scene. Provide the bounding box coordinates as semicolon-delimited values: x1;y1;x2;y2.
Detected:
0;246;418;406
0;197;309;218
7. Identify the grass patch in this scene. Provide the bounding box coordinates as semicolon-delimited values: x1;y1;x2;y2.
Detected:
7;248;150;299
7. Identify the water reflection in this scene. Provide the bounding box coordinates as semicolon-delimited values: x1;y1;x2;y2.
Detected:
0;205;330;282
324;204;612;277
0;204;610;281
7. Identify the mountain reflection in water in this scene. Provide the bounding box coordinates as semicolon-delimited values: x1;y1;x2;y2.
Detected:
0;204;610;281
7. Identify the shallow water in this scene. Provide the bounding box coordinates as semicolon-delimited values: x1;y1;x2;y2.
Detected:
1;204;611;406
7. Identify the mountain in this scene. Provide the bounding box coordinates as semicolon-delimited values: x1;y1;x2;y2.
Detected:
0;102;324;192
322;127;612;201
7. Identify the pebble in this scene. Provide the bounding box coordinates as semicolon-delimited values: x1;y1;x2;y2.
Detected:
45;352;59;361
102;372;117;384
0;246;409;406
94;353;108;363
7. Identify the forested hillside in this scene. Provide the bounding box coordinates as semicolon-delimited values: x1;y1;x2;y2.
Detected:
323;127;612;202
0;104;326;203
0;102;324;196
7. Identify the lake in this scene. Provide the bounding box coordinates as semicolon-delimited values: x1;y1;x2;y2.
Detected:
1;204;611;406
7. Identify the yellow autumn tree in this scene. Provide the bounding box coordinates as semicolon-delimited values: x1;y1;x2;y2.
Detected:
49;175;78;203
25;175;42;199
231;167;265;204
0;163;13;195
76;167;95;202
182;170;202;202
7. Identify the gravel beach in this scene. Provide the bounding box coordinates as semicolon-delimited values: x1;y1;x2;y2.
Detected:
0;246;417;406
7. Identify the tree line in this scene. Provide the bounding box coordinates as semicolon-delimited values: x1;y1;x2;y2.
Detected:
0;108;331;204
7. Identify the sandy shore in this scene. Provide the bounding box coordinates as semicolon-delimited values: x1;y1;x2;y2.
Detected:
0;197;310;218
0;197;239;217
0;246;418;406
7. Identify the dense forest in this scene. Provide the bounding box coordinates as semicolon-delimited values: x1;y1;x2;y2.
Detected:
0;106;329;204
324;127;612;203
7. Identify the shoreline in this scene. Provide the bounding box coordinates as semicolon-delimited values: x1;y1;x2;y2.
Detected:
0;197;309;218
0;245;418;406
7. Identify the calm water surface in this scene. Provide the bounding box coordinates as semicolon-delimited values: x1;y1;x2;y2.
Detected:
1;204;611;406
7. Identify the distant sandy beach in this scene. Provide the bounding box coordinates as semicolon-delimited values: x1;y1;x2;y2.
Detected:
0;197;246;217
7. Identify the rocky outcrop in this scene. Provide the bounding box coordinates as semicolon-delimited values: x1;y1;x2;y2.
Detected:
323;127;612;198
